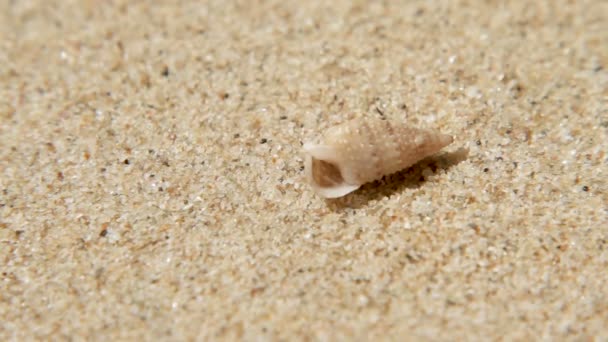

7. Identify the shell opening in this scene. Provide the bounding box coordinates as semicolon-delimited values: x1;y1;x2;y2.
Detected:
304;144;360;198
311;158;344;187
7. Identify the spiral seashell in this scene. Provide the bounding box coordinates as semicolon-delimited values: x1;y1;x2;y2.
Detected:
304;116;454;198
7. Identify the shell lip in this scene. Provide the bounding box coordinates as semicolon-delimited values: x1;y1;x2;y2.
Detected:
303;143;360;198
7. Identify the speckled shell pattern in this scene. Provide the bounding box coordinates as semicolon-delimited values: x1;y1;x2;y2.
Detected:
322;117;453;185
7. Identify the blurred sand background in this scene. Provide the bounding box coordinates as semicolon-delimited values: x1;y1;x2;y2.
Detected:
1;0;607;340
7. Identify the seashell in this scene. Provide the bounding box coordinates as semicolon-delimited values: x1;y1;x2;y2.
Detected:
304;116;454;198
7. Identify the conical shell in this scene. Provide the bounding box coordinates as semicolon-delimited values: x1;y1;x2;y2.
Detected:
304;117;454;198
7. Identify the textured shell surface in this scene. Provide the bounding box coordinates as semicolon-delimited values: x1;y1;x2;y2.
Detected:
304;116;454;198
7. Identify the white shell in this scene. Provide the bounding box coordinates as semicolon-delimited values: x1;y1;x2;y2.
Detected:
304;117;454;198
